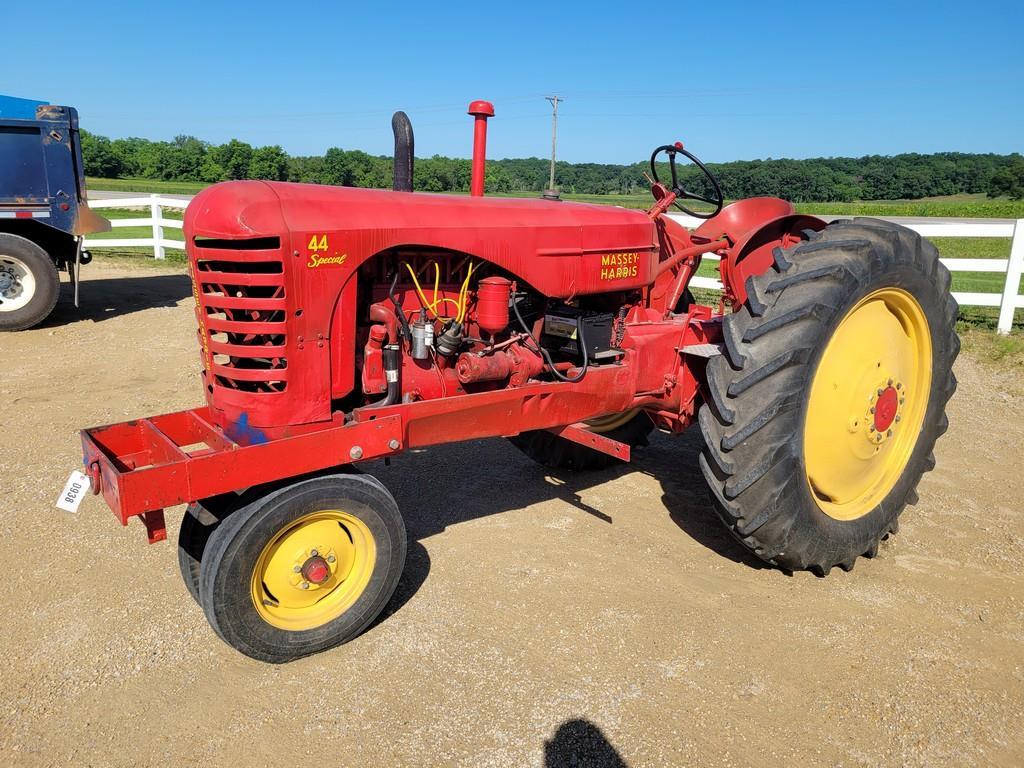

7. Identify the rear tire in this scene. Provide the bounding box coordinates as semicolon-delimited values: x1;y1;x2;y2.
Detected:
509;410;654;470
0;233;60;331
699;218;958;574
198;474;406;663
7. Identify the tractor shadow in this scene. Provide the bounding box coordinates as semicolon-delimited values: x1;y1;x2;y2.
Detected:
369;425;768;618
44;272;192;326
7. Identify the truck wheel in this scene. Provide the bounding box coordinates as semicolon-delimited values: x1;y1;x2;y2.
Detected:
0;233;60;331
509;409;654;471
198;474;406;663
699;218;958;575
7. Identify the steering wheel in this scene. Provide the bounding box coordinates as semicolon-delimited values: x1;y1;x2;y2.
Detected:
650;143;724;219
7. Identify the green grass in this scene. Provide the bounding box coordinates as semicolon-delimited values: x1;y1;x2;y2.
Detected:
93;250;187;267
958;325;1024;369
932;237;1017;294
87;177;208;194
796;194;1024;219
87;207;186;260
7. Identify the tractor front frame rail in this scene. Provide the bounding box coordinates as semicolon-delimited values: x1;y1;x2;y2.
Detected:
82;362;647;543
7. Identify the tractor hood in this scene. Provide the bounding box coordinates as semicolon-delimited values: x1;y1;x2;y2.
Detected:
185;181;659;298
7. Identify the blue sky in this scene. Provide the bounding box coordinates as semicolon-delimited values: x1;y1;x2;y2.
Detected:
3;1;1021;164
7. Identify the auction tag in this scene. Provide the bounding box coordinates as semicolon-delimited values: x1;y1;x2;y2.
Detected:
56;470;91;513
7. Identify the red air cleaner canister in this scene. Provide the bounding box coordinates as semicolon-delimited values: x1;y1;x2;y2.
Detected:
476;276;512;336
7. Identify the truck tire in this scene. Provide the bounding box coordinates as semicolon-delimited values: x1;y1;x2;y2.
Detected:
699;218;958;575
198;473;406;663
0;233;60;331
509;410;654;471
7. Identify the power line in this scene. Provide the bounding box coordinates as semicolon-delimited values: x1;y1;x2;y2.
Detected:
545;95;564;195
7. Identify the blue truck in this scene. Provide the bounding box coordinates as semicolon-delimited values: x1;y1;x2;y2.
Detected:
0;95;110;330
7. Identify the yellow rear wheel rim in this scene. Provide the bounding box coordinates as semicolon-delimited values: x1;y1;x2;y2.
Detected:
251;510;376;631
803;288;932;521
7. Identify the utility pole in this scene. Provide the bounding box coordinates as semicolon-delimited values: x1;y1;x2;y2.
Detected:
544;95;563;199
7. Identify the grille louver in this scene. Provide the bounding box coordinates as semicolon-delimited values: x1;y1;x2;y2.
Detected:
193;237;288;394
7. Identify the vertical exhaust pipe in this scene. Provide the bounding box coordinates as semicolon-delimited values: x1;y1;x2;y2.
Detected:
468;100;494;197
392;111;414;192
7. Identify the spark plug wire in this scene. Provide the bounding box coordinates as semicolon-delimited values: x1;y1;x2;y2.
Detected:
456;261;476;323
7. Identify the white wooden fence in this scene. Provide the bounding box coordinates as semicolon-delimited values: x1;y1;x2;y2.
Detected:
81;197;1023;334
84;194;188;260
672;214;1024;334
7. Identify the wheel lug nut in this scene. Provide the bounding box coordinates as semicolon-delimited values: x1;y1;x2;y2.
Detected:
310;549;318;557
293;565;302;573
887;378;893;386
887;429;893;437
877;388;883;396
869;425;875;433
327;554;336;563
896;383;902;390
870;407;875;414
895;415;901;423
300;582;309;590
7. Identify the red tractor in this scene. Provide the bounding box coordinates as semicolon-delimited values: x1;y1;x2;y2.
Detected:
77;102;957;662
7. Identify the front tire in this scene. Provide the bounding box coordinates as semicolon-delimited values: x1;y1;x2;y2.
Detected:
198;474;407;663
177;494;239;603
0;233;60;331
699;218;958;574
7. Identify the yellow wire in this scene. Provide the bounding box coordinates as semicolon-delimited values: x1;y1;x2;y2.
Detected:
456;262;475;323
401;259;466;319
438;297;461;315
404;259;476;323
404;262;439;319
432;262;440;312
432;264;463;315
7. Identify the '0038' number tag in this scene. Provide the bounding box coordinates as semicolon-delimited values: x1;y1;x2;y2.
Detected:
56;470;90;513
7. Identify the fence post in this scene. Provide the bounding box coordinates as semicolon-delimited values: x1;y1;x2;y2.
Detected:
150;194;165;260
996;219;1024;334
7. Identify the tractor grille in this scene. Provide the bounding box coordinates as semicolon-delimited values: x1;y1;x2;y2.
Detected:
192;237;288;394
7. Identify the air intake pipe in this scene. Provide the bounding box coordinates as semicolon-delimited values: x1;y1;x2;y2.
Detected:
392;111;414;192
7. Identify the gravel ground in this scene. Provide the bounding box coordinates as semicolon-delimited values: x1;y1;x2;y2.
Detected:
1;261;1022;767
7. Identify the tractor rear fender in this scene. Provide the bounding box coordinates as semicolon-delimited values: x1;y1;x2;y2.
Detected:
719;213;826;306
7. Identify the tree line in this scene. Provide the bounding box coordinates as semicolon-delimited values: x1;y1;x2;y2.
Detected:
80;130;1024;201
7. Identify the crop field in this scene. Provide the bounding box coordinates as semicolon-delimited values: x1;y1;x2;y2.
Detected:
86;177;207;195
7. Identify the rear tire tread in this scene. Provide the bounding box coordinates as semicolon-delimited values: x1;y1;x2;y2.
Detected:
698;218;958;574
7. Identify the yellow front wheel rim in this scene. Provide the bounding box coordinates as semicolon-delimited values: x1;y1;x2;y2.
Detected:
251;510;376;631
803;288;932;521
